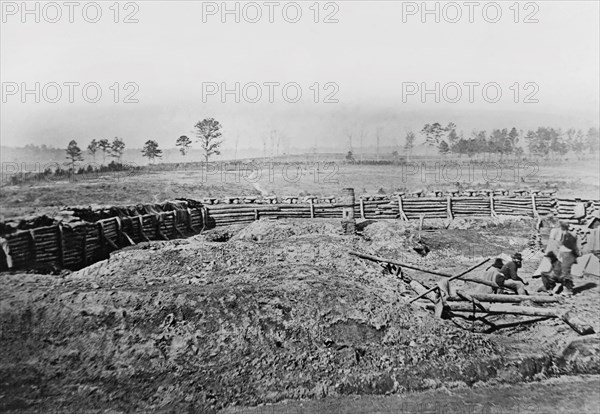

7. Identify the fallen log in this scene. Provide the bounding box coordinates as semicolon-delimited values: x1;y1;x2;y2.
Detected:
426;303;594;335
449;291;561;304
428;302;556;317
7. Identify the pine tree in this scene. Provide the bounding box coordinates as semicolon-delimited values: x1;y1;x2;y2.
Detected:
65;140;83;177
98;139;110;164
194;118;223;163
438;140;450;155
109;137;126;163
176;135;192;157
141;140;163;163
87;139;98;162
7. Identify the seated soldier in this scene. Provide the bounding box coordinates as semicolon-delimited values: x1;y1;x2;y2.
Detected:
498;253;529;295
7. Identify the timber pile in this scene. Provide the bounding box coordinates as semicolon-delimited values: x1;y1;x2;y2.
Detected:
350;250;595;336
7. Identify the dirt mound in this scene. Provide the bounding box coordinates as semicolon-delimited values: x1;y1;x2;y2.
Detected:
0;218;595;413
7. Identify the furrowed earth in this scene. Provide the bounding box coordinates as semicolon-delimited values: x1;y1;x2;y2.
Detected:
1;218;599;413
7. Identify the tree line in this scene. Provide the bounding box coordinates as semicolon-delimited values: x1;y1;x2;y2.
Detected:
62;117;224;172
401;123;599;159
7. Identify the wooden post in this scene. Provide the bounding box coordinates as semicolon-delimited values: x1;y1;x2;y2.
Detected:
202;206;209;230
28;230;37;266
340;188;356;234
360;198;365;219
97;222;107;258
446;196;453;220
531;193;539;218
397;195;408;221
490;194;497;218
186;208;194;231
171;211;177;237
115;216;122;247
138;215;150;242
57;224;64;267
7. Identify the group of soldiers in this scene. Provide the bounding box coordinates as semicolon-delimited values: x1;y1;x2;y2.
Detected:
482;221;580;297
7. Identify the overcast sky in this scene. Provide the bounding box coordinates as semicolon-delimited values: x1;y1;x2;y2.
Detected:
1;1;599;150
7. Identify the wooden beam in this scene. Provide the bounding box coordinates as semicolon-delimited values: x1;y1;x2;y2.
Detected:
409;259;490;303
427;302;557;317
122;231;136;246
428;303;595;335
450;291;561;304
349;251;455;277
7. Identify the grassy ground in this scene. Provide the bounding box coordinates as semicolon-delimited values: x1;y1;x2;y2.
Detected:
1;159;598;220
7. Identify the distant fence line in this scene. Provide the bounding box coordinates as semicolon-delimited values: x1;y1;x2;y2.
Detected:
0;191;598;272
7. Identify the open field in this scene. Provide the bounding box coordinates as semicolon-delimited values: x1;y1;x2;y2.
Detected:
1;158;598;220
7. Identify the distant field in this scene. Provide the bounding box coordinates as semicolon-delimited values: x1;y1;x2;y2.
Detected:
0;158;598;219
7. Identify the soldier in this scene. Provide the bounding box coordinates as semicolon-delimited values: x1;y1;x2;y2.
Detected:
498;253;529;295
537;251;564;294
548;221;577;296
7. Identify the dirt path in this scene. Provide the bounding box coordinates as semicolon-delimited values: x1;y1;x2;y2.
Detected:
222;375;600;414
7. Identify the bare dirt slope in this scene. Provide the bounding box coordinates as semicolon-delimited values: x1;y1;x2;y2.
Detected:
1;218;599;413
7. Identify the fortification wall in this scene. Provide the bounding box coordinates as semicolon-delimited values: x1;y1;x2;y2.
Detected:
0;190;598;272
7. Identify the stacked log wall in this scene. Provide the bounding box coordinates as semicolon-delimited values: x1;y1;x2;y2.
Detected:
0;193;598;272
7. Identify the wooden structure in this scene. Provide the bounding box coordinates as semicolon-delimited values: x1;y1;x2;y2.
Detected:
0;189;598;272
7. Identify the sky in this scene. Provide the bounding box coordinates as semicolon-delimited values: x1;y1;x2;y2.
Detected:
1;0;599;152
